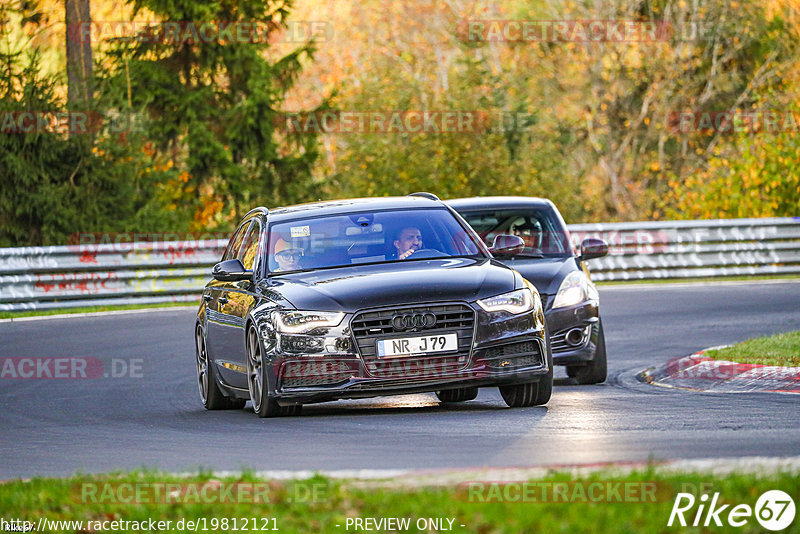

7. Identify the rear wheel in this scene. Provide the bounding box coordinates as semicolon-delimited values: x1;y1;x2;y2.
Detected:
436;387;478;403
566;320;607;385
499;326;553;407
247;326;302;418
195;326;245;410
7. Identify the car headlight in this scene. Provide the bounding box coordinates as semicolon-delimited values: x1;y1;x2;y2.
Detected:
552;271;598;309
274;311;345;334
477;288;539;315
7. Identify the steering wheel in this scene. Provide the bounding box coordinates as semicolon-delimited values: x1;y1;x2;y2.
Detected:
408;248;448;259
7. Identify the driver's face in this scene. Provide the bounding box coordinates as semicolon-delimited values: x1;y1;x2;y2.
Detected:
394;228;422;255
275;250;302;271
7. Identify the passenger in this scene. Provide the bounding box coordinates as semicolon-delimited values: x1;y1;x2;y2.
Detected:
273;238;303;272
392;227;423;260
510;217;543;251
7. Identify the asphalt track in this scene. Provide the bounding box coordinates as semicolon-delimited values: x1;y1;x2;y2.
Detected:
1;281;799;478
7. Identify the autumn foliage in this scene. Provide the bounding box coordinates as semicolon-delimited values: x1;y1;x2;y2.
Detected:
1;0;799;246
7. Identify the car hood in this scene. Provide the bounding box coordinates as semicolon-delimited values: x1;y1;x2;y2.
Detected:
264;258;519;311
499;257;578;295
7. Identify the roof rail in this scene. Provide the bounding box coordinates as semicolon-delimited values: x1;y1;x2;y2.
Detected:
408;192;440;201
243;206;269;218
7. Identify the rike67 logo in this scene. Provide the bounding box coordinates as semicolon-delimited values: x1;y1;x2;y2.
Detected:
668;490;795;530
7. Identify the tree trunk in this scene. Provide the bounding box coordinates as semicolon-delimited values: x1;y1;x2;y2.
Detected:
65;0;92;107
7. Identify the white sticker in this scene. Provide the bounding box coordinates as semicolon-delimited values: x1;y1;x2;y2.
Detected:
290;225;310;237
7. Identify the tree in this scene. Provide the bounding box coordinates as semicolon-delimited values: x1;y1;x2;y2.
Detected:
65;0;93;106
105;0;323;229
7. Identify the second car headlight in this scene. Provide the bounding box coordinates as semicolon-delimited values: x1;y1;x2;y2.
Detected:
552;271;599;309
477;287;540;315
274;311;345;334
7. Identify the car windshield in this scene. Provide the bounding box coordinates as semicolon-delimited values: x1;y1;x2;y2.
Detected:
266;208;484;273
457;207;572;257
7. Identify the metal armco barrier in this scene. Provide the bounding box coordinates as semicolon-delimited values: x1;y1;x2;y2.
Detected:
1;217;799;311
0;240;227;311
569;217;800;282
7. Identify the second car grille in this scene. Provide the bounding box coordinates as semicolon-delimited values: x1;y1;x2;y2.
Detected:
482;340;542;370
279;360;352;388
351;303;475;378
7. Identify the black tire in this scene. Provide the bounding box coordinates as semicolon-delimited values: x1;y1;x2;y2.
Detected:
246;326;302;418
195;326;245;410
499;324;553;407
566;366;578;378
567;320;607;385
436;387;479;403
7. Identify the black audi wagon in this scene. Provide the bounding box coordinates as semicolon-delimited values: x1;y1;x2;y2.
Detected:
195;193;553;417
448;197;609;384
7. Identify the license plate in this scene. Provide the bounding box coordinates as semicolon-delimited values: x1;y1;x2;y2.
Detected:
376;333;458;359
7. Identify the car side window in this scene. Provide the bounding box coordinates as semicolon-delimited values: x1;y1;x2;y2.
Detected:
238;221;261;271
222;221;251;262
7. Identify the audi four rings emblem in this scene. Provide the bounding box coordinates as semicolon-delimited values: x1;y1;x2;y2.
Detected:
391;312;437;331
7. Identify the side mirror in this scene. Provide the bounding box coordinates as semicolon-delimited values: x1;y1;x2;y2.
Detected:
212;259;253;282
489;234;525;257
579;238;608;261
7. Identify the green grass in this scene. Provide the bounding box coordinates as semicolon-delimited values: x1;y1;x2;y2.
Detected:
0;301;196;320
1;468;798;533
705;330;800;367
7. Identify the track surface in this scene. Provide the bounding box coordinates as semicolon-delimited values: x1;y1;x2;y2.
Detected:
1;281;799;478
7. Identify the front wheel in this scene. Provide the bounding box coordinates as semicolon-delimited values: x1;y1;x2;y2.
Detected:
247;326;302;418
195;326;245;410
499;327;553;407
566;320;607;385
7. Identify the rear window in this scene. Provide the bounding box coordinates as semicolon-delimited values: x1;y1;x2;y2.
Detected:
456;207;572;257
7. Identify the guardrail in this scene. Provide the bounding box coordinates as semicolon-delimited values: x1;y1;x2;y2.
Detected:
1;217;799;311
569;217;800;281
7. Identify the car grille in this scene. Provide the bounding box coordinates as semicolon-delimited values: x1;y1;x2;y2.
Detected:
482;340;542;370
351;303;475;378
279;360;352;388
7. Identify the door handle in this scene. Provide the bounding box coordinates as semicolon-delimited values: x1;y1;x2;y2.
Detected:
218;297;229;304
202;294;212;302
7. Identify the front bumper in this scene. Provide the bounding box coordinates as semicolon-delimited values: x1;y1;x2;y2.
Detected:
269;334;548;404
258;300;550;405
544;298;600;366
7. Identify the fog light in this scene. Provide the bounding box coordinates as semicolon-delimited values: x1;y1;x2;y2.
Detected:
565;327;588;347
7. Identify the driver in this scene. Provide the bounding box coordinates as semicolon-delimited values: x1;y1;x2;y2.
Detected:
393;227;422;260
273;238;303;272
509;217;543;250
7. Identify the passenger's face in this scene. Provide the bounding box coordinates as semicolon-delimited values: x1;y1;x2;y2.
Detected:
394;228;422;255
275;250;302;271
